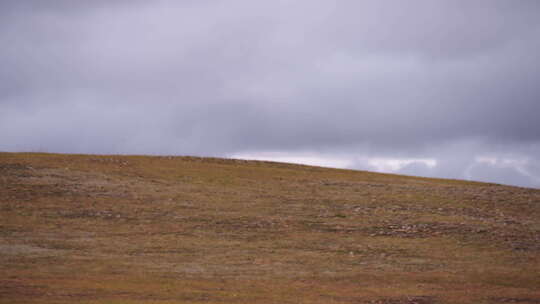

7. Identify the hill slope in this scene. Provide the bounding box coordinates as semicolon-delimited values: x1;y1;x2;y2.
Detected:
1;152;539;304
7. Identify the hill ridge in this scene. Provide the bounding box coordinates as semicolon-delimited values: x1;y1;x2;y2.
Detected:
1;152;539;303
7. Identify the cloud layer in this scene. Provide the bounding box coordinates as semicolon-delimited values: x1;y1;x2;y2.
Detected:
1;1;540;188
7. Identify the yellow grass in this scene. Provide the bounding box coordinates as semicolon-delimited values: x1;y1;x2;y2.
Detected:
1;152;539;303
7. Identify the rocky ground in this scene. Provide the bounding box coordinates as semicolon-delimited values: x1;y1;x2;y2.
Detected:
1;152;539;303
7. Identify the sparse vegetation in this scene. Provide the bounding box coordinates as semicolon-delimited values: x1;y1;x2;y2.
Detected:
1;152;539;303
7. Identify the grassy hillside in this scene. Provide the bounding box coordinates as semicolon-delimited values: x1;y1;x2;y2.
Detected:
1;152;539;304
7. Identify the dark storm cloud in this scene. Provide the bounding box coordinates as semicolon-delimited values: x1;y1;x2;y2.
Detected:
1;1;540;187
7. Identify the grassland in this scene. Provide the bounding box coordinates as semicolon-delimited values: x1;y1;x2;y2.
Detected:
1;152;539;303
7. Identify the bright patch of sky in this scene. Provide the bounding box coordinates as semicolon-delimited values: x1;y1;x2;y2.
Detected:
232;152;540;189
230;152;354;169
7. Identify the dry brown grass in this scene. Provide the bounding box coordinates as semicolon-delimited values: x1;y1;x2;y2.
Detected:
1;152;540;303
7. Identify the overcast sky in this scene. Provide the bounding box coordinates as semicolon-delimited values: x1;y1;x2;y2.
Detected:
1;1;539;188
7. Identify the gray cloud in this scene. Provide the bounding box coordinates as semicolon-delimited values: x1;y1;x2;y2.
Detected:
1;1;539;188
